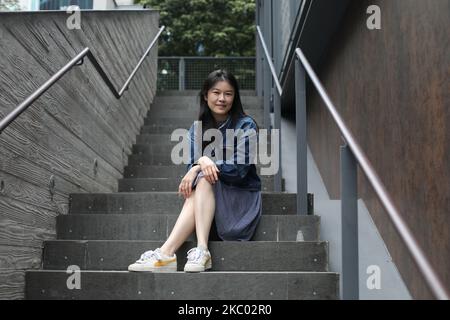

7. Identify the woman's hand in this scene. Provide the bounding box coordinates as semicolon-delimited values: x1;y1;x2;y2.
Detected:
178;167;199;199
198;156;220;184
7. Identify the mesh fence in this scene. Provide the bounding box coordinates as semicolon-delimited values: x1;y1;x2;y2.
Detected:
157;57;256;91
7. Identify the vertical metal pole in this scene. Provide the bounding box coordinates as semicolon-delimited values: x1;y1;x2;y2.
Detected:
271;0;278;74
255;0;263;97
179;57;185;91
295;58;307;215
262;0;272;131
263;61;271;130
256;42;263;97
273;90;282;192
341;143;359;300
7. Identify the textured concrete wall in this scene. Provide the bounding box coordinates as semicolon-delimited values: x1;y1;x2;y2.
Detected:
0;10;159;299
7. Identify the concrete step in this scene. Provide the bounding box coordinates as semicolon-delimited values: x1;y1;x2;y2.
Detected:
140;123;192;134
135;133;273;146
155;90;257;96
154;91;258;96
123;165;272;179
143;117;199;128
136;133;189;146
153;93;262;107
128;153;172;166
127;153;274;168
144;113;264;127
69;192;297;215
26;270;339;300
144;101;265;113
140;123;268;134
56;214;320;241
124;165;187;179
131;142;272;156
118;177;283;192
147;104;263;116
42;240;328;272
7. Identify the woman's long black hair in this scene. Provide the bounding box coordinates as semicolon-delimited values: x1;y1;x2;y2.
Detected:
198;69;258;152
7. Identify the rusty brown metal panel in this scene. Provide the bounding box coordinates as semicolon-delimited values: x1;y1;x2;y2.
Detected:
307;0;449;299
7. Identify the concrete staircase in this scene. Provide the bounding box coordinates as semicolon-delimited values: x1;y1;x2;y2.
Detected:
25;92;339;300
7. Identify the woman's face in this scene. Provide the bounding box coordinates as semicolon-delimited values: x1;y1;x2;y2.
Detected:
204;80;235;122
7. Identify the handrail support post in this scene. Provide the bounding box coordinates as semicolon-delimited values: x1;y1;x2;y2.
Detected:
273;89;282;192
255;25;263;97
75;58;84;66
179;57;185;91
263;58;271;130
341;143;359;300
295;58;307;214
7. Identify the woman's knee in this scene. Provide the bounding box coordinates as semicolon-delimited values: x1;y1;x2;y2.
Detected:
196;176;214;191
184;190;196;204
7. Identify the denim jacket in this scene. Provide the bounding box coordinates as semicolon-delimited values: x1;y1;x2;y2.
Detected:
186;115;261;191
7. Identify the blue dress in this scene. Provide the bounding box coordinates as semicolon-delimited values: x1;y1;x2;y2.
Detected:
189;115;262;241
192;171;262;241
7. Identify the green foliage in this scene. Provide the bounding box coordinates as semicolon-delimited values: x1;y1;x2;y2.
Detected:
139;0;256;57
0;0;21;11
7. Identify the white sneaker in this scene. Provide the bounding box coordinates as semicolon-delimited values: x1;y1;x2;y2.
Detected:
183;247;212;272
128;248;177;272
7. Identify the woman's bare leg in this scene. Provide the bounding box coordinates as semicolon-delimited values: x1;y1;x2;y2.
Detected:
159;177;215;256
160;190;196;256
193;177;215;249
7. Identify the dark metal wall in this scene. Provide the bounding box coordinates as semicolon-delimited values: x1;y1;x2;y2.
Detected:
256;0;304;97
0;10;159;299
306;0;449;299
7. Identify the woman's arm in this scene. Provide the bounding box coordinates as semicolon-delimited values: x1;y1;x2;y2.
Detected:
186;121;201;172
197;156;220;185
216;118;258;183
178;164;202;199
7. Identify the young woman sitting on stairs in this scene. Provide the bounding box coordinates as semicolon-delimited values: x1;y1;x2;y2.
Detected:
128;69;262;273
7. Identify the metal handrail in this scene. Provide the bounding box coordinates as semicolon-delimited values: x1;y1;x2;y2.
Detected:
256;25;282;96
0;26;165;134
295;47;449;300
